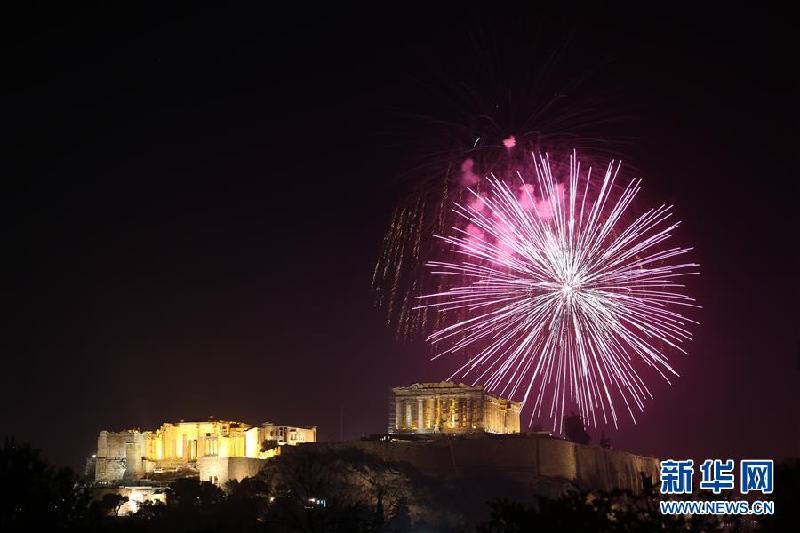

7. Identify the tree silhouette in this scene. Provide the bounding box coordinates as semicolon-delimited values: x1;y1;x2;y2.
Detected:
758;458;800;532
563;413;591;445
93;493;128;517
261;439;280;452
259;445;418;532
0;437;92;530
168;477;224;509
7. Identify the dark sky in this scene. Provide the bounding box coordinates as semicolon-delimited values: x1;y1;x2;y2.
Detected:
1;6;797;470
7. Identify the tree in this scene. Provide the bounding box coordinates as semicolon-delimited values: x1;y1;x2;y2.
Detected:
168;477;224;509
478;492;604;532
0;437;92;531
223;476;271;529
261;439;280;452
563;413;591;445
758;458;800;532
259;445;418;532
478;486;745;532
92;492;128;517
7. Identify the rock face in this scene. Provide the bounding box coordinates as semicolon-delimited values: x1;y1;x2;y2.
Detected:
297;434;659;495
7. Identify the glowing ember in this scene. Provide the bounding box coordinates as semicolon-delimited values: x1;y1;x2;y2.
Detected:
416;151;699;430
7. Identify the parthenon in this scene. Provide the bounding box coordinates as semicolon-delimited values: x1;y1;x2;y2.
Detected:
389;382;521;435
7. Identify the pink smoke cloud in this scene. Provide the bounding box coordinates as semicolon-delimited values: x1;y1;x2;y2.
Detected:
517;182;566;220
518;183;536;210
464;223;485;251
468;194;486;212
465;223;483;239
459;158;479;187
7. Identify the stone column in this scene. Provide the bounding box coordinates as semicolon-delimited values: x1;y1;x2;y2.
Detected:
395;399;401;431
426;397;433;429
417;398;424;431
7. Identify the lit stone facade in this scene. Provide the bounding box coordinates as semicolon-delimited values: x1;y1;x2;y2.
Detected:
91;419;316;484
389;382;521;435
93;486;167;516
198;456;265;486
262;422;317;446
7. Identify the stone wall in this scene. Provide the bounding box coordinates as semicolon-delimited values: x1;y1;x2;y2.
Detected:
198;456;266;485
90;420;316;484
297;435;658;495
94;430;146;483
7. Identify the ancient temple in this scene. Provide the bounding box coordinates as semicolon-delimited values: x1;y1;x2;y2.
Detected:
389;382;521;435
88;418;316;485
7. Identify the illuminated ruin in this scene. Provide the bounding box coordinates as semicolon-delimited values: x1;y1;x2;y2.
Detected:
88;418;316;486
389;382;521;435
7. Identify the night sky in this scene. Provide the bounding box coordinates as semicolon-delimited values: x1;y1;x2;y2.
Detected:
2;6;797;470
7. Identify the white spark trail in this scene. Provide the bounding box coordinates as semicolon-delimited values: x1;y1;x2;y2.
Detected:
414;151;699;432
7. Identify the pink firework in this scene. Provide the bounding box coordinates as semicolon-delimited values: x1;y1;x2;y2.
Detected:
416;151;699;430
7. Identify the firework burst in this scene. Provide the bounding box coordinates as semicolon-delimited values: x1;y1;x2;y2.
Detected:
416;151;699;430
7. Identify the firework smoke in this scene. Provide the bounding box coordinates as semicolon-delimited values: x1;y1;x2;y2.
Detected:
415;151;698;430
370;37;636;341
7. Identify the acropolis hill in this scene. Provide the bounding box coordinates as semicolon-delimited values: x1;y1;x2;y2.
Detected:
381;382;658;496
88;382;659;514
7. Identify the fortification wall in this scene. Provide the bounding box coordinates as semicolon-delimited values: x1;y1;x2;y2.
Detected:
198;456;265;485
95;458;127;483
300;435;658;494
94;430;146;483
